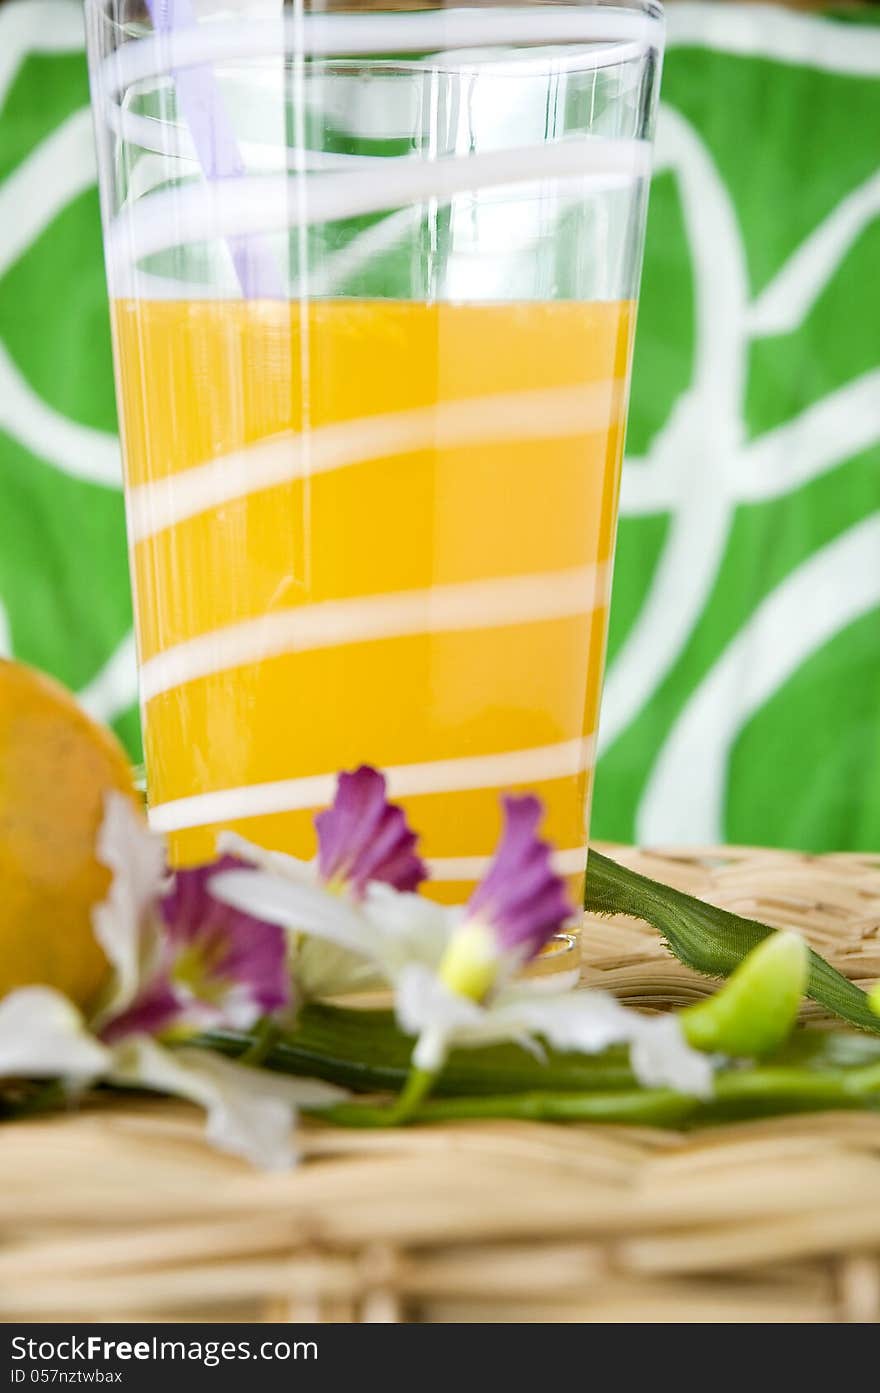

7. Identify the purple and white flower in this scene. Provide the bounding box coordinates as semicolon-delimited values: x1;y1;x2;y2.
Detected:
90;793;293;1043
433;795;573;1003
0;795;344;1168
101;853;291;1043
217;765;429;997
394;963;714;1095
216;787;715;1097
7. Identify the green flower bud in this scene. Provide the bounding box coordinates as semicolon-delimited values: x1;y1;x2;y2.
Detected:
681;931;809;1058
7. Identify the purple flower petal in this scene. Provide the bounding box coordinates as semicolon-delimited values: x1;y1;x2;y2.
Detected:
467;795;573;961
315;766;427;898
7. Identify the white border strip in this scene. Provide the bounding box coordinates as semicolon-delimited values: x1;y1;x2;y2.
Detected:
139;564;609;701
428;845;588;881
147;734;596;833
127;378;623;543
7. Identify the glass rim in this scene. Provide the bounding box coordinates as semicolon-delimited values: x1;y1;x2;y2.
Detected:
88;4;664;71
85;0;664;13
87;0;664;299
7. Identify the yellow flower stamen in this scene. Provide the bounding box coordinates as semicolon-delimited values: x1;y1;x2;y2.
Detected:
438;921;498;1003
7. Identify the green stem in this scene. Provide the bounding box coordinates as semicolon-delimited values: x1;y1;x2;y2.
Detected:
237;1017;281;1068
306;1067;440;1130
0;1079;69;1121
390;1066;437;1122
313;1087;695;1128
310;1059;880;1130
199;1001;880;1104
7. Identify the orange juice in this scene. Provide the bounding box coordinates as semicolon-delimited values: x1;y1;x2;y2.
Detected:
112;298;633;903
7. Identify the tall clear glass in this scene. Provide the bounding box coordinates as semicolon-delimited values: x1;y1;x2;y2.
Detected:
85;1;663;912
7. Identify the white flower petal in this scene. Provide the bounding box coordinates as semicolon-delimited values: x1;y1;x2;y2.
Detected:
0;988;110;1079
412;1026;450;1073
629;1015;716;1099
215;865;457;999
363;885;459;980
395;967;555;1070
493;986;638;1053
212;869;380;959
493;985;715;1098
395;966;497;1072
109;1038;346;1169
91;792;166;1022
395;971;716;1101
395;964;485;1038
217;831;314;881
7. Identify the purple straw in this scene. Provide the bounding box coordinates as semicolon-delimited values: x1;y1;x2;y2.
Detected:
146;0;284;298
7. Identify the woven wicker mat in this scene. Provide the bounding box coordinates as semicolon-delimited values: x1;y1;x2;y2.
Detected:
2;845;880;1324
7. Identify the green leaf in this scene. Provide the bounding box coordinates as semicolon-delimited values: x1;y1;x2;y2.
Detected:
201;999;880;1112
203;1004;640;1097
584;849;880;1035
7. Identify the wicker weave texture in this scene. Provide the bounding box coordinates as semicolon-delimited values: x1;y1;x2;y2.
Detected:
2;845;879;1324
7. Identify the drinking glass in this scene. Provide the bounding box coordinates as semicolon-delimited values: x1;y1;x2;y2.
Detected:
85;1;663;913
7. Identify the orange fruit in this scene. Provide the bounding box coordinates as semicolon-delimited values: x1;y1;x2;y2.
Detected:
0;659;141;1009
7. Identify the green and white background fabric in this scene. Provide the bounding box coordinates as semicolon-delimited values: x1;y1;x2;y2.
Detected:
1;1;878;850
